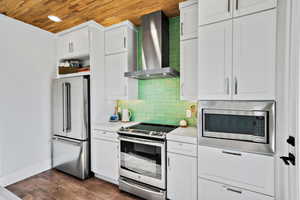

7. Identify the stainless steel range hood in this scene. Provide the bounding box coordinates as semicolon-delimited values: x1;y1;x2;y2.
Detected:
125;11;179;80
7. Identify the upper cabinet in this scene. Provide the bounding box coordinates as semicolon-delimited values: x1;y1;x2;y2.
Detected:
198;20;233;100
180;0;198;101
199;0;233;26
57;27;90;60
199;0;277;25
105;26;127;55
232;9;276;100
233;0;277;17
105;22;136;55
104;21;138;100
198;9;276;100
180;0;198;40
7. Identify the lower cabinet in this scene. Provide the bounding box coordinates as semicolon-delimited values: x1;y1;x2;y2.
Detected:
167;141;197;200
91;131;119;184
198;146;275;196
198;178;274;200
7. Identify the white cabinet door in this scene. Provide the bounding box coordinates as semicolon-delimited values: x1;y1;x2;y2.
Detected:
91;137;119;182
198;21;233;100
57;34;70;60
180;39;198;100
198;146;275;196
233;0;277;17
167;153;197;200
105;26;127;55
105;53;127;100
199;0;233;26
198;178;275;200
69;27;90;57
57;27;89;59
180;3;198;40
233;9;276;100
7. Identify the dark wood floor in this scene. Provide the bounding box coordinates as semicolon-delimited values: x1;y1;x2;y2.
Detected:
6;170;141;200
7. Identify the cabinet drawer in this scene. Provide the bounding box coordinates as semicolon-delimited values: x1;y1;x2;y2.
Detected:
198;178;274;200
92;130;118;142
167;141;197;157
198;146;274;196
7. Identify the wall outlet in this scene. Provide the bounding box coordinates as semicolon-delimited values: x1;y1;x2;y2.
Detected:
186;109;192;118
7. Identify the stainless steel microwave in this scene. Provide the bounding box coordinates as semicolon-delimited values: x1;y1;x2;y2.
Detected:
198;101;275;155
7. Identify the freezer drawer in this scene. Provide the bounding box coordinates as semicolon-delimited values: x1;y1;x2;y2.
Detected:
52;136;90;179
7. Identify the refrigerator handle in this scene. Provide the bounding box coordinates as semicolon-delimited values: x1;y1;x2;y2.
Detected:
62;82;66;133
65;82;72;132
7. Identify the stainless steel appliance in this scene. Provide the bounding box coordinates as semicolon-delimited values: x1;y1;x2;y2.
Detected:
52;76;91;179
124;11;179;79
199;101;276;155
118;123;178;200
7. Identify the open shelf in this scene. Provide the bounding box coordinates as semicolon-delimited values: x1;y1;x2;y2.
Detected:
56;71;91;79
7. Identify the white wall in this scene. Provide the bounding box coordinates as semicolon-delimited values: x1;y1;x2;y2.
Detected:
0;14;56;186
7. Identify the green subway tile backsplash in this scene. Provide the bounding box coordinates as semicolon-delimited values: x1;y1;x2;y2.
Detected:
118;16;197;127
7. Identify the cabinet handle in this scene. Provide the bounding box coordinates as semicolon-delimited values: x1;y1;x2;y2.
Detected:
234;77;238;95
226;187;242;194
236;0;239;10
222;150;242;156
69;41;74;53
228;0;231;12
167;157;170;167
225;78;230;95
181;22;184;36
181;83;184;96
124;37;127;48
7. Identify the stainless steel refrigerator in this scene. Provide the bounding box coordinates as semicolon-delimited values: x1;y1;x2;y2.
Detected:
52;76;91;179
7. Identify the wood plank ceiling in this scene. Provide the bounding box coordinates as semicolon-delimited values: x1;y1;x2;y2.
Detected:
0;0;186;33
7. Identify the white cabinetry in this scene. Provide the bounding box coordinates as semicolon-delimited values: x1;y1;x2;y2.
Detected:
198;146;275;196
199;0;233;26
198;9;276;100
167;141;197;200
180;0;198;40
91;130;119;184
199;0;276;25
180;0;198;100
198;20;232;100
57;27;90;59
198;178;274;200
233;0;277;17
104;21;138;100
105;26;127;55
232;9;276;100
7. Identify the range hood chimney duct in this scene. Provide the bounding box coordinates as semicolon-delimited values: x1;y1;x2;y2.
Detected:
125;11;179;80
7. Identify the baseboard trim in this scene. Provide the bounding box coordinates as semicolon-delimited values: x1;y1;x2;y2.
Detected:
0;159;51;187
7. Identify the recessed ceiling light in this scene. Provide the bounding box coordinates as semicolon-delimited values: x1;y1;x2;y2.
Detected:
48;15;62;22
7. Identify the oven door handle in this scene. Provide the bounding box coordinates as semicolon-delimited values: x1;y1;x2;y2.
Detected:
119;136;164;147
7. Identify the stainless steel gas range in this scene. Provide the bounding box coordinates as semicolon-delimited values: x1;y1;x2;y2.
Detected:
118;123;178;200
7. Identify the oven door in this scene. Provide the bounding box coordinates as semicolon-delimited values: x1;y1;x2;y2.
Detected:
119;136;166;189
203;109;268;143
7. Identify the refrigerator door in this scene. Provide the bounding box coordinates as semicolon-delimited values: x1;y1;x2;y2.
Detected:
52;136;90;179
52;79;66;137
52;76;89;140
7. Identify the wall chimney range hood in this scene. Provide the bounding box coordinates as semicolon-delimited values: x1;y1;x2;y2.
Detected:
125;11;179;80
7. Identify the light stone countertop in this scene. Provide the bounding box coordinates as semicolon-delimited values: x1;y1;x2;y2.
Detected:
92;121;140;132
167;127;198;144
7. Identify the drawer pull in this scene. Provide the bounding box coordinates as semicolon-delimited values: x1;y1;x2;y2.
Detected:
226;187;242;194
222;150;242;156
